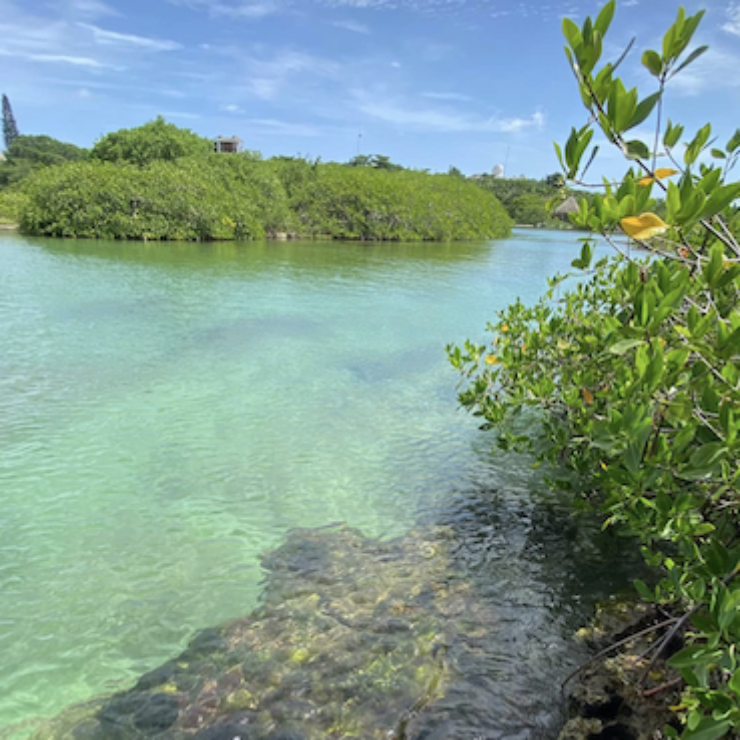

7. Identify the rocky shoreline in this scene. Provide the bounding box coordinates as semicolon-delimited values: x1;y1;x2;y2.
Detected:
558;600;683;740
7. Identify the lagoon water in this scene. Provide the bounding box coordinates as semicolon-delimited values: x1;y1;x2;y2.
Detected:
0;231;639;738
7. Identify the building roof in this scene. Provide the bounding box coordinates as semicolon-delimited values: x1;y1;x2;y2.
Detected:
553;196;579;219
214;135;243;143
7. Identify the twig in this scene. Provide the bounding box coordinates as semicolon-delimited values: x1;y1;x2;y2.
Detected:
561;617;678;696
642;676;683;698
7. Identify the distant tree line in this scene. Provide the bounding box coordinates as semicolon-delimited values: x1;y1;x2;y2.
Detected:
1;117;512;242
471;172;574;228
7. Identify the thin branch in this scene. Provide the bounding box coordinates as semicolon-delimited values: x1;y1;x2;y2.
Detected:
560;617;679;696
642;677;683;698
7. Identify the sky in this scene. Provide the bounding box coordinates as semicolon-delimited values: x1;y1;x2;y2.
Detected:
1;0;739;178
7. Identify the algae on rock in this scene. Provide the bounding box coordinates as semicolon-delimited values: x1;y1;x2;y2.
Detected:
29;525;496;740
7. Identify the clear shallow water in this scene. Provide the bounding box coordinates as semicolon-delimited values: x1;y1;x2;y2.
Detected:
0;231;638;737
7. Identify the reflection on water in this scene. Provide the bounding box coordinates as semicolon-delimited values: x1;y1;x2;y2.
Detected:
0;231;636;738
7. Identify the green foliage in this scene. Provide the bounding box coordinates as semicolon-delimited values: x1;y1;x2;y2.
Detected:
91;116;212;166
17;153;510;242
0;135;87;190
0;188;29;223
451;4;740;739
6;135;87;166
473;174;578;228
19;156;292;241
285;163;512;241
509;194;550;226
347;153;404;171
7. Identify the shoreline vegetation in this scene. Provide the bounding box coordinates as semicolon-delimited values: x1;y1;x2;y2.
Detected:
0;118;516;243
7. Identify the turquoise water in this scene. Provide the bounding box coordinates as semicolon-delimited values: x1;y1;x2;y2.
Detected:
0;231;623;736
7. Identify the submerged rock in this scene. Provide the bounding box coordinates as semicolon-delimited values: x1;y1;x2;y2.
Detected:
29;525;496;740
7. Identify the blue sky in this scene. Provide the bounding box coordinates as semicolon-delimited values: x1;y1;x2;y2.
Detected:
1;0;739;178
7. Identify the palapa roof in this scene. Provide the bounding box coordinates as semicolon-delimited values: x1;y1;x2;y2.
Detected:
553;196;579;219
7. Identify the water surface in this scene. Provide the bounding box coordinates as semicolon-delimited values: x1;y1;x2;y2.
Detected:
0;231;638;737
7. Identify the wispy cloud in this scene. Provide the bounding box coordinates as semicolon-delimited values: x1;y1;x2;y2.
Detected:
63;0;121;18
169;0;279;19
331;19;371;34
246;118;325;136
723;2;740;36
353;92;545;134
670;46;740;95
0;48;115;68
232;50;339;99
79;23;182;51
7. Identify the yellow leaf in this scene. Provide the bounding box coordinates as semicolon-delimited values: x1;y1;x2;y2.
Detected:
485;355;498;365
621;213;669;240
582;389;594;405
501;324;510;333
638;168;679;186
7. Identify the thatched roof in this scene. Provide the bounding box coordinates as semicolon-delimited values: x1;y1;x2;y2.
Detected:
553;196;579;219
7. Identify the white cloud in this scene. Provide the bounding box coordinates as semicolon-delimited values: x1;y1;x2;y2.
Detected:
331;19;371;34
246;77;280;99
65;0;120;17
353;92;546;134
229;50;339;99
78;23;182;51
246;118;324;136
77;87;93;97
169;0;278;19
497;110;545;133
0;48;114;68
77;23;182;51
670;46;740;95
723;3;740;36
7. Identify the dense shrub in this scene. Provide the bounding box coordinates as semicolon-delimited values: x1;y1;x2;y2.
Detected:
91;116;212;166
0;135;87;189
18;153;511;242
286;163;512;241
0;189;28;223
19;156;292;241
452;4;740;738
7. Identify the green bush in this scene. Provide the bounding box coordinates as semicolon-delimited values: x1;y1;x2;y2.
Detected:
0;188;28;223
91;116;212;166
287;163;512;241
17;153;511;242
0;135;87;190
19;157;292;240
451;4;740;739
